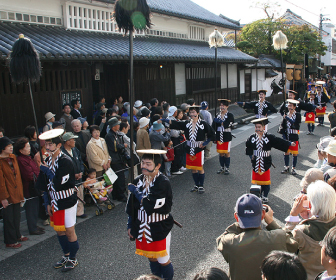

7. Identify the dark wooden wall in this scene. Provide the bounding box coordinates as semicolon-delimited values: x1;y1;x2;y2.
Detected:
0;62;92;137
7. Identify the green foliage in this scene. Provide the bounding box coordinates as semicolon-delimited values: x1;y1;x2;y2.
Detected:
236;19;327;64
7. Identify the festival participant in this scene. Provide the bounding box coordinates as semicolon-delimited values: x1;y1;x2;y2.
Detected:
162;106;215;194
305;92;316;135
36;129;79;272
246;118;295;203
315;85;330;126
280;100;301;175
127;149;174;280
237;90;277;131
279;90;314;116
212;99;234;175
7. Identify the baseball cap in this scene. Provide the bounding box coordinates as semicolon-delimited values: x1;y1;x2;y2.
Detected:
168;106;177;117
235;194;262;229
200;101;208;110
62;132;78;142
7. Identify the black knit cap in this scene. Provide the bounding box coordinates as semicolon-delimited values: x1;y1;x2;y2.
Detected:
0;137;14;152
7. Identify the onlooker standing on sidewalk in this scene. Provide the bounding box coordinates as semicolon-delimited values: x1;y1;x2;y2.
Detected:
0;127;4;138
71;99;82;119
61;132;86;219
0;137;27;248
24;125;39;157
71;119;90;163
136;117;151;156
43;112;55;132
200;101;213;159
164;140;174;177
15;137;44;235
59;104;74;132
149;121;170;150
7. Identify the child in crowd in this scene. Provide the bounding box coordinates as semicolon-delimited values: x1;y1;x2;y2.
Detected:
83;168;112;202
163;140;174;177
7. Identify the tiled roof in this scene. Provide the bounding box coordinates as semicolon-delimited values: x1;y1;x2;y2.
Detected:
245;58;274;69
95;0;241;30
258;54;282;69
147;0;241;30
0;23;256;63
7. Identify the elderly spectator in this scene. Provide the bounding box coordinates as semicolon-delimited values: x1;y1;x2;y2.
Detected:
15;137;44;235
139;107;151;119
315;136;334;168
0;137;27;248
321;140;336;175
43;112;55;132
105;117;127;202
70;99;82;119
327;175;336;191
61;132;86;219
134;100;143;110
86;125;111;178
71;119;91;162
299;168;324;194
217;193;298;280
162;102;170;119
316;227;336;279
149;121;170;150
180;103;190;120
59;104;73;132
261;251;307;280
77;117;89;131
0;127;4;138
286;181;336;280
24;125;39;157
116;95;124;112
136;117;151;156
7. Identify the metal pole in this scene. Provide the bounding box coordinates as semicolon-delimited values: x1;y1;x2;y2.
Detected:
28;79;43;164
215;47;218;116
129;30;134;183
280;47;286;102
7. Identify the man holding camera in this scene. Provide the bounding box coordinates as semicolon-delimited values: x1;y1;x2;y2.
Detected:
105;117;128;202
216;193;298;280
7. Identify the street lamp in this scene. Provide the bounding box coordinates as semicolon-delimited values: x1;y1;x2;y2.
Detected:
209;28;224;116
273;30;288;102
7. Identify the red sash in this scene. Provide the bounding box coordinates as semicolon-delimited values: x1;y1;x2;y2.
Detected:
305;112;315;124
316;107;326;116
251;169;271;185
287;141;299;155
216;141;231;154
186;151;204;170
136;232;168;259
50;207;66;232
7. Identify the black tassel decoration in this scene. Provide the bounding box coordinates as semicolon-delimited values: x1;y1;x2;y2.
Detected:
9;34;41;84
114;0;151;34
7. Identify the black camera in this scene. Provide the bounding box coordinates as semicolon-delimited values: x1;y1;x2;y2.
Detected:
250;185;268;212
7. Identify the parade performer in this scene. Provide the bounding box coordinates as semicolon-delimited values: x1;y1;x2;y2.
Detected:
237;90;277;131
315;85;329;126
307;84;316;99
162;106;215;194
212;99;234;175
280;100;301;175
305;92;316;135
127;149;174;280
36;129;79;272
246;118;294;203
279;90;314;116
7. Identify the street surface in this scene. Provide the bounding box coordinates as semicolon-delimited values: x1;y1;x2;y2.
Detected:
0;101;333;279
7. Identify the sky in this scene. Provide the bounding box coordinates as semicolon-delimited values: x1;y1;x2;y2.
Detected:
191;0;336;27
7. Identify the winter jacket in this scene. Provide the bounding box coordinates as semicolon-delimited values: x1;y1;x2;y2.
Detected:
86;137;110;172
0;154;24;204
17;154;40;198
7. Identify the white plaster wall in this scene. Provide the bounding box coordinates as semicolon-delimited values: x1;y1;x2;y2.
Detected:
175;63;186;96
1;0;63;17
240;70;245;94
257;69;265;92
251;69;256;91
228;64;237;88
151;14;189;34
221;64;227;89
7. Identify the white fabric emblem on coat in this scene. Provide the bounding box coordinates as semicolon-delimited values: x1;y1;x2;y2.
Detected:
199;124;204;130
264;137;269;144
154;198;166;209
61;174;70;184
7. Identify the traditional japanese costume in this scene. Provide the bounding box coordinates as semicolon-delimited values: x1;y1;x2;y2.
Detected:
212;112;234;153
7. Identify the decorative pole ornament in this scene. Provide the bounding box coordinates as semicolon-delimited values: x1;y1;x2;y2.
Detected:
8;34;43;162
114;0;151;33
272;30;288;102
209;29;224;115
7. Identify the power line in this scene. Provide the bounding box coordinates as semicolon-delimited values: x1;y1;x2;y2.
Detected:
283;0;320;17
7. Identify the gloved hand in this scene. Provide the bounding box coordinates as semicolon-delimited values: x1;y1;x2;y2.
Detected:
40;165;55;180
213;118;223;124
128;184;143;203
160;118;170;124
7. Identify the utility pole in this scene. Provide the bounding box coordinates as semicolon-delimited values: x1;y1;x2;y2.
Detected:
318;12;331;77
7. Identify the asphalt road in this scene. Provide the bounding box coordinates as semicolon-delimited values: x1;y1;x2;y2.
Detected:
0;104;333;280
